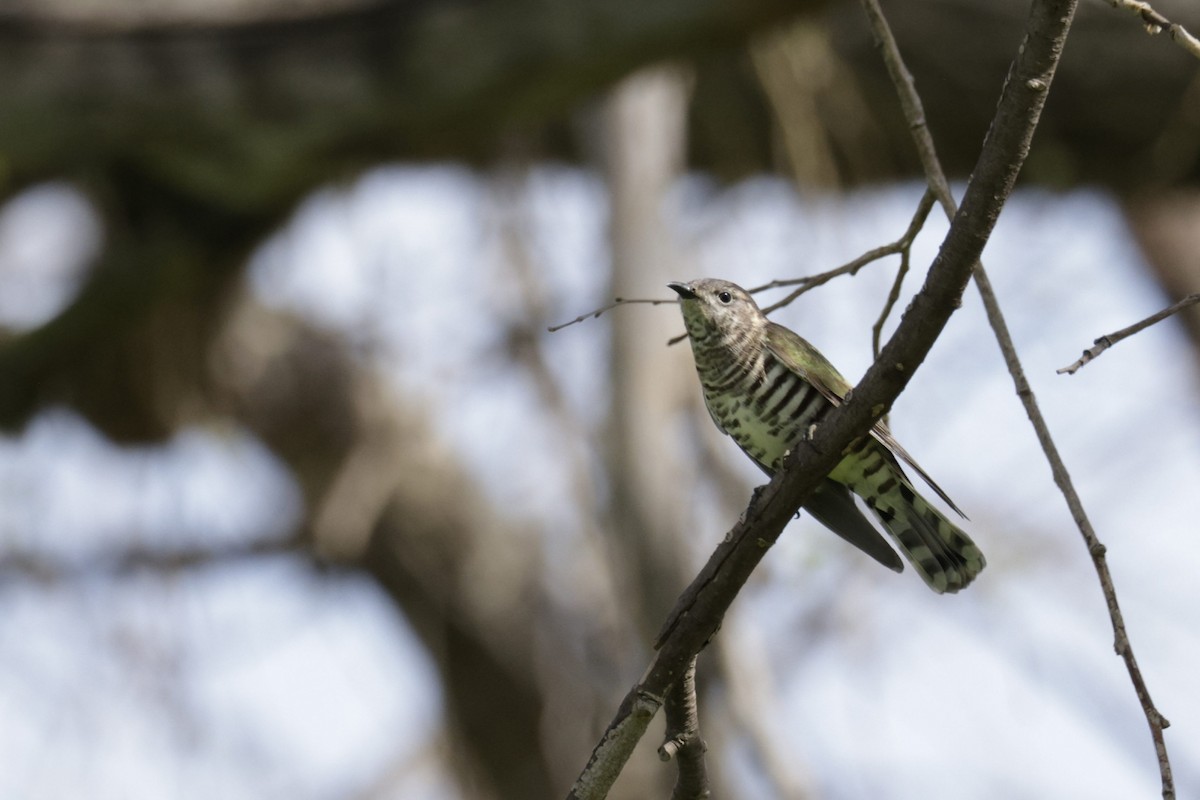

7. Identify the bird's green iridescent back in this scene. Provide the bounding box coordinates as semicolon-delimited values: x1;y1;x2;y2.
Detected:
670;278;985;593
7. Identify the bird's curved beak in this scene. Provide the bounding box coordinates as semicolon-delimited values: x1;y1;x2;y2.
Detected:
668;282;697;300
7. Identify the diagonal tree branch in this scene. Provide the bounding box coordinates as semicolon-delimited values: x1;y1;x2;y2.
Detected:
859;0;1175;796
566;1;1077;795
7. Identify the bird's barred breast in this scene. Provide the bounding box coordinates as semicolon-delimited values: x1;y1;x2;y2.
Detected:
702;355;829;472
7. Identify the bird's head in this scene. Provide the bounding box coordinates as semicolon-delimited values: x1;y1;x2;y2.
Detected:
668;279;764;346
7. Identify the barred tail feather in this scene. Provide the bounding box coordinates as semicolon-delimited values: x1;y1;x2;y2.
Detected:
869;488;985;593
837;444;986;593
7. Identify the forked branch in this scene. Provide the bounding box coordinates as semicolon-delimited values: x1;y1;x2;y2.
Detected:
659;655;709;800
550;189;936;345
566;0;1077;795
861;0;1175;795
753;188;936;316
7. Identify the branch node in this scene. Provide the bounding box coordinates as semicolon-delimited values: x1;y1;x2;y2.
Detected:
658;734;708;763
661;656;710;797
1060;294;1200;374
633;688;666;715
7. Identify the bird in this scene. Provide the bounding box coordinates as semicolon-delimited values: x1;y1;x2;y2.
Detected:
668;278;985;593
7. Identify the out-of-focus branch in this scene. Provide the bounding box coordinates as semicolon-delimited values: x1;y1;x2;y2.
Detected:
711;631;816;797
213;297;561;799
0;536;306;583
751;21;842;188
0;0;823;438
859;0;1175;795
567;1;1075;794
0;0;816;210
0;171;264;439
1057;292;1200;374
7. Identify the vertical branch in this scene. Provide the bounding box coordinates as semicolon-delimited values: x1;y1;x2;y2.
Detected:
859;0;1175;796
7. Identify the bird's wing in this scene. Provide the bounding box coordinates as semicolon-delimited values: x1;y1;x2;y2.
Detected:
868;423;966;517
764;322;854;404
764;322;965;518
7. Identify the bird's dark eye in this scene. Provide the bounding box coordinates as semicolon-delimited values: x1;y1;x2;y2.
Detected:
718;291;733;304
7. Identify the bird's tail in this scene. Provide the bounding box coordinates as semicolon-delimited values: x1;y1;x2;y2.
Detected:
837;444;986;594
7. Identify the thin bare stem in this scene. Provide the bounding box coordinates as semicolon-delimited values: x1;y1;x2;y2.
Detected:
1105;0;1200;60
754;192;936;316
1058;293;1200;374
861;0;1174;795
547;297;675;332
873;189;934;358
560;190;936;346
660;655;710;800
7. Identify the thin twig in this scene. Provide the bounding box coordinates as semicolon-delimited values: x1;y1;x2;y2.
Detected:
754;193;936;315
567;1;1075;794
1105;0;1200;60
547;297;675;332
559;191;936;346
660;655;710;800
873;189;934;358
1058;293;1200;374
861;0;1175;796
